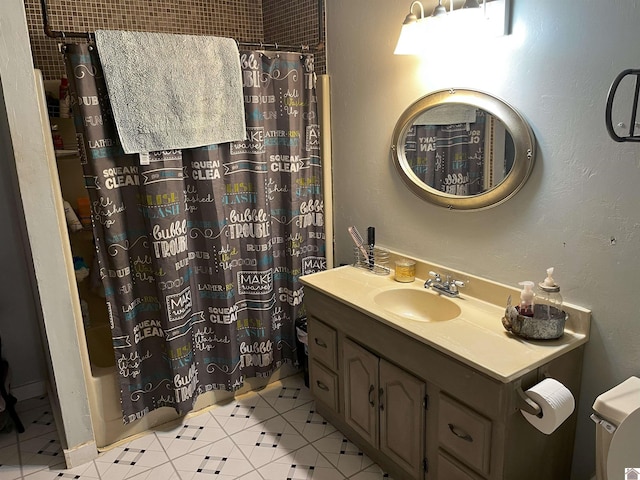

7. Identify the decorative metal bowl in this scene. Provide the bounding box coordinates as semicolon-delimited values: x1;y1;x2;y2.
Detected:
502;302;568;340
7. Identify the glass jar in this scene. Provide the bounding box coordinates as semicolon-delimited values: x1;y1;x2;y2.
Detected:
394;258;416;283
536;283;563;321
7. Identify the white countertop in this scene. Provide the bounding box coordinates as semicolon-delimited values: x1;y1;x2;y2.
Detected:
300;264;590;383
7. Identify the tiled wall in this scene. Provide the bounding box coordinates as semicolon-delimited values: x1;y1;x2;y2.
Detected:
263;0;326;74
24;0;325;81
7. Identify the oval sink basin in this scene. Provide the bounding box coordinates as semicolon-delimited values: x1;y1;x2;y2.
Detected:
373;288;461;322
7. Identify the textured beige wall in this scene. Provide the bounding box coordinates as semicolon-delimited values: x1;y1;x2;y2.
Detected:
326;1;640;479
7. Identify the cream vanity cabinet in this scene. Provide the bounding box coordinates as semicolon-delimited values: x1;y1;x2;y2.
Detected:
305;287;583;480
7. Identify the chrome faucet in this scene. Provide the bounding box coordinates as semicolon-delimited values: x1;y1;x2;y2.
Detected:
424;271;466;297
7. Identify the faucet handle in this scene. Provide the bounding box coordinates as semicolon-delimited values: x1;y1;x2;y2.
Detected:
428;271;441;281
425;271;441;289
449;279;466;294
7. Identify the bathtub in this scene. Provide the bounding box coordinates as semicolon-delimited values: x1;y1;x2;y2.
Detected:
82;320;298;449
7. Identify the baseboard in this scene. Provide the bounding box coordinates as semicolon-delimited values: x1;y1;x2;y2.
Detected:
12;380;47;402
64;440;98;468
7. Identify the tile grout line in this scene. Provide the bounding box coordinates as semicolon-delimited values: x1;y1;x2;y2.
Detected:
303;424;351;479
281;380;394;478
14;402;63;471
93;457;104;480
218;405;267;480
151;429;187;480
255;387;354;480
141;379;290;478
234;388;307;478
228;382;316;479
271;395;344;478
15;432;25;480
130;373;309;479
14;379;388;479
149;399;268;480
283;401;382;479
208;401;264;478
15;416;30;480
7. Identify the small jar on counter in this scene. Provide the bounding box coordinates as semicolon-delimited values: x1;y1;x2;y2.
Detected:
536;267;565;321
394;258;416;283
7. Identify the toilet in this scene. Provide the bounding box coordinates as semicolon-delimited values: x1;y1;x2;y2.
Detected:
591;376;640;480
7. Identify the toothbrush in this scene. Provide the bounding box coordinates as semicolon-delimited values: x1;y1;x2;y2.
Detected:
348;226;370;264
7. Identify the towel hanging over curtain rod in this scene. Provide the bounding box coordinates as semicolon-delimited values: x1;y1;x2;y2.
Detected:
39;0;325;53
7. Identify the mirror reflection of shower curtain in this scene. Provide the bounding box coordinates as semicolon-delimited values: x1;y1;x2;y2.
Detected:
405;110;487;196
64;44;325;423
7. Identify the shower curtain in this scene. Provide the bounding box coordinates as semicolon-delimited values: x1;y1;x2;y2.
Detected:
405;111;487;196
64;43;325;423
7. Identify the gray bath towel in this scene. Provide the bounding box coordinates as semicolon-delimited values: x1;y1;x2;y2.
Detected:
94;30;246;154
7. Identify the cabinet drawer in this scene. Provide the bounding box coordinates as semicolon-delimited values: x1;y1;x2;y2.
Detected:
308;318;338;370
310;359;339;412
438;453;483;480
438;394;492;475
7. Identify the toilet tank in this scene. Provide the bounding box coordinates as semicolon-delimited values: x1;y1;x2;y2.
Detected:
591;376;640;480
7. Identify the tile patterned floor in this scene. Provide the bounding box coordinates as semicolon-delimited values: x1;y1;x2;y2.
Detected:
0;375;395;479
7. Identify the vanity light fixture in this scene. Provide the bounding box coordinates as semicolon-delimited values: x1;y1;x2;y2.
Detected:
394;1;428;55
431;0;448;17
394;1;451;55
394;0;511;56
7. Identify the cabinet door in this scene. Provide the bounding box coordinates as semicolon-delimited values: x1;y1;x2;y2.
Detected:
343;338;379;446
379;359;426;479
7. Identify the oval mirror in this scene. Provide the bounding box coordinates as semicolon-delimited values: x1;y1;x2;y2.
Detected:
391;89;535;211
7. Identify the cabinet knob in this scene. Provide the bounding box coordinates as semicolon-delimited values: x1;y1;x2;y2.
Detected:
448;423;473;442
314;338;327;348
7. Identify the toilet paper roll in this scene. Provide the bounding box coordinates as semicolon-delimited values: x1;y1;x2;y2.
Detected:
520;378;575;435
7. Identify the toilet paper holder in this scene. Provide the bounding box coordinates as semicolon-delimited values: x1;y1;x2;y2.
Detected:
516;385;543;417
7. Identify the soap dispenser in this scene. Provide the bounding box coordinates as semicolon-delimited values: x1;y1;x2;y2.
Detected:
518;281;535;317
537;267;564;320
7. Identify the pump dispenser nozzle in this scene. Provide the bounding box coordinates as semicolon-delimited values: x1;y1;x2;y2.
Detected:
518;281;535;317
539;267;559;291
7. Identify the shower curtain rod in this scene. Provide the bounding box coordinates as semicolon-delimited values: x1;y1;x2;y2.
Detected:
39;0;325;53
